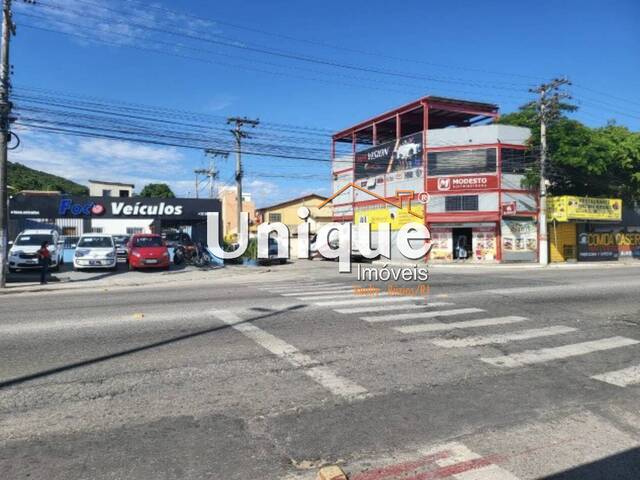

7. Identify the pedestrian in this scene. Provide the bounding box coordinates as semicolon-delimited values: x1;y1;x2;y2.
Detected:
37;240;51;284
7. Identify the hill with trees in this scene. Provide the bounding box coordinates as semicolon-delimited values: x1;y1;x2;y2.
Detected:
8;161;89;195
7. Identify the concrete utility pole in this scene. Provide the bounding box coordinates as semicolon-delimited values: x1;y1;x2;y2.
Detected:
0;0;13;289
203;148;229;199
227;117;259;237
530;77;571;266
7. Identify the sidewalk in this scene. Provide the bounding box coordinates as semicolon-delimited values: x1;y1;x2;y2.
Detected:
372;259;640;271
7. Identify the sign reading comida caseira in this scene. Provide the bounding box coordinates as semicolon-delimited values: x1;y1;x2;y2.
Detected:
547;196;622;222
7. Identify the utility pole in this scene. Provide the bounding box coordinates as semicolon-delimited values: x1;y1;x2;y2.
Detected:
227;117;259;238
204;148;228;199
530;77;571;266
0;0;13;289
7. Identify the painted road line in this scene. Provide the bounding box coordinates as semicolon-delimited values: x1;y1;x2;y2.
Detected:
264;283;341;292
432;442;520;480
591;364;640;387
314;296;425;307
481;336;640;368
213;310;369;400
298;292;393;301
362;307;484;323
394;316;528;333
280;287;355;296
431;325;577;348
335;302;454;315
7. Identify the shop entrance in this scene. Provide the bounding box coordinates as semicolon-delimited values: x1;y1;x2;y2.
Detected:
453;227;472;260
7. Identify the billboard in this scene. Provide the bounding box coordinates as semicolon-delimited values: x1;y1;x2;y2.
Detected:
578;231;640;261
426;174;498;192
354;132;423;180
548;196;622;222
355;205;424;231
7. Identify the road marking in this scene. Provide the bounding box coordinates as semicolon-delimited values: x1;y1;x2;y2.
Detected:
300;292;392;301
362;307;485;323
264;283;342;292
591;364;640;387
431;325;577;348
335;302;454;314
314;296;425;307
394;316;528;333
280;287;355;296
434;443;519;480
213;310;368;400
481;336;640;368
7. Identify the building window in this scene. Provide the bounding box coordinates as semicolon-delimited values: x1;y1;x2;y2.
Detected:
119;190;130;197
102;189;112;197
502;148;529;174
445;195;479;212
428;148;497;176
62;227;77;236
91;227;104;233
126;227;143;235
268;213;282;222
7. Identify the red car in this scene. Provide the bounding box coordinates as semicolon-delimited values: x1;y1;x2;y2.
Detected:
127;234;170;270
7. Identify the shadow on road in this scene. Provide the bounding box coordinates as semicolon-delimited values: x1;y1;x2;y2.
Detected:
540;447;640;480
0;304;306;390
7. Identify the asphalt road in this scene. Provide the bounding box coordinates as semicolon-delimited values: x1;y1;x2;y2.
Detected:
1;261;640;479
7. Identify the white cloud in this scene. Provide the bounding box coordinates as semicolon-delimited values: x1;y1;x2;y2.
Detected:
78;138;182;163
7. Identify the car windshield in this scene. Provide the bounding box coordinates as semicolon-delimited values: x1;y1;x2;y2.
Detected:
15;234;53;246
77;236;113;248
134;237;163;247
113;235;129;245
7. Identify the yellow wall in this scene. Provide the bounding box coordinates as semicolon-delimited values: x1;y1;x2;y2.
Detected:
260;197;332;231
549;222;577;262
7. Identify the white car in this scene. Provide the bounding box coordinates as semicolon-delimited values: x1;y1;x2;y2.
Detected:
8;229;64;272
73;234;117;270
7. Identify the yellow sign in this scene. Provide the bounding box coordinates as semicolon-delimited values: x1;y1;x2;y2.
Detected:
548;196;622;222
355;205;424;231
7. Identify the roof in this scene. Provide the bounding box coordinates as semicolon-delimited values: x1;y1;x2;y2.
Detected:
257;193;328;212
88;179;135;188
333;95;499;140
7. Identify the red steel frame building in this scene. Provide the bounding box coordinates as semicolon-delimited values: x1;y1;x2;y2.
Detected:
331;96;538;263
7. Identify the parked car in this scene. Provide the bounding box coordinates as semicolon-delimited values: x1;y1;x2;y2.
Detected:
112;235;130;263
73;234;117;270
8;229;64;272
258;236;287;265
127;233;170;270
162;230;193;249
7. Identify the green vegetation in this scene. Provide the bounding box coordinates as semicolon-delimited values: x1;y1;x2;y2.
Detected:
139;183;175;198
8;161;88;195
499;103;640;201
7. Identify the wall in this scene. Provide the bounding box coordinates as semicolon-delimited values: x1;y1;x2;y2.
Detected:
91;218;154;235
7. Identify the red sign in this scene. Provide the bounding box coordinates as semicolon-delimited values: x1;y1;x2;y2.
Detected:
501;202;517;215
427;175;498;192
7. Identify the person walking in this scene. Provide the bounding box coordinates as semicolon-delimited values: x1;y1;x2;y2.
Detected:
37;240;51;285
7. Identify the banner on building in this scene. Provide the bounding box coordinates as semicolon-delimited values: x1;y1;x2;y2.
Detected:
548;196;622;222
355;205;423;231
472;227;497;261
429;227;453;261
578;231;640;261
354;132;423;180
426;174;498;192
502;219;537;253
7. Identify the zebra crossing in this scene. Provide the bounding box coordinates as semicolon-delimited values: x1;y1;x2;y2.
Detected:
258;280;640;390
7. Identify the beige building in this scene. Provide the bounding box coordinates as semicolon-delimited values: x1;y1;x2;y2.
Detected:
219;186;257;239
256;194;332;258
89;180;134;198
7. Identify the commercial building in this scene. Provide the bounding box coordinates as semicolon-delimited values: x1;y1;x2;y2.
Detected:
331;96;535;262
88;179;134;198
8;191;220;243
256;193;332;258
219;186;256;239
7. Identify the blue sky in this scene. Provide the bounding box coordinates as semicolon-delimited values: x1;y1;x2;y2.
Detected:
10;0;640;206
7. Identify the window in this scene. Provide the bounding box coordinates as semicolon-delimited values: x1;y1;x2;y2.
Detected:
445;195;479;212
62;227;77;236
119;190;130;197
102;189;112;197
428;148;497;176
91;227;104;233
126;227;143;235
502;148;529;174
78;236;113;248
268;213;282;222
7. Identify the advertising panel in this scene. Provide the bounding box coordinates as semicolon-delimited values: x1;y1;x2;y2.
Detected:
548;196;622;222
472;227;497;261
354;132;422;180
426;174;498;192
578;231;640;261
501;219;537;254
355;205;423;231
429;228;452;261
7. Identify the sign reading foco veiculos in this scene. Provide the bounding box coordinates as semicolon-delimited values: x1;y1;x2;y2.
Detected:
427;175;498;192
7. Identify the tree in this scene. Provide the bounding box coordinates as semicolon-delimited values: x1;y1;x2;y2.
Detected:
498;104;640;202
139;183;175;198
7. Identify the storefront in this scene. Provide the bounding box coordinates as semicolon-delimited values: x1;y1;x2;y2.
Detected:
8;192;221;243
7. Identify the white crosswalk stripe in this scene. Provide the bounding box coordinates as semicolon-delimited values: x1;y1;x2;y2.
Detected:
335;302;454;315
213;310;369;400
591;364;640;387
265;283;344;292
362;307;484;323
481;336;640;368
300;292;392;301
280;287;355;296
431;325;577;348
393;315;527;333
314;296;425;307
